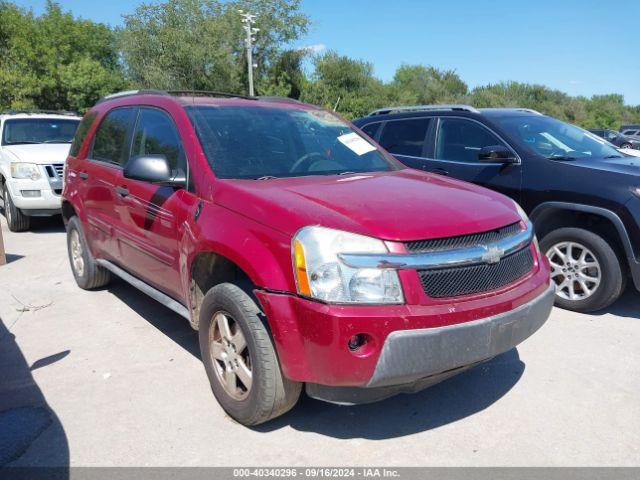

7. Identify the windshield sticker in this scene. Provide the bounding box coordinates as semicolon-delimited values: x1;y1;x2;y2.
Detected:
337;132;376;156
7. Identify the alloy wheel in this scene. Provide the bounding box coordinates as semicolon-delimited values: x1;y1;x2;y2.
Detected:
209;311;252;400
546;241;601;301
4;187;11;224
70;229;85;277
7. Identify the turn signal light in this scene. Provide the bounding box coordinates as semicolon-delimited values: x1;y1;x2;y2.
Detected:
293;239;311;296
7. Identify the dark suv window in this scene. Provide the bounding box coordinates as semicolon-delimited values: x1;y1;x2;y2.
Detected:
360;122;381;140
131;108;185;171
436;118;506;163
379;118;431;157
91;108;137;166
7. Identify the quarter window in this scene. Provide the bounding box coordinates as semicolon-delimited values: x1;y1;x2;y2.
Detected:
131;108;185;171
379;118;431;157
91;108;137;166
360;122;381;140
69;112;97;157
436;118;507;163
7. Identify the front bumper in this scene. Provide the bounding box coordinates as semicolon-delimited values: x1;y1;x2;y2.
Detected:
306;283;554;404
6;179;62;213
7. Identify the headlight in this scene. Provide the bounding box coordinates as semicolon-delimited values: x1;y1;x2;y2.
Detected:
293;226;404;304
11;163;42;180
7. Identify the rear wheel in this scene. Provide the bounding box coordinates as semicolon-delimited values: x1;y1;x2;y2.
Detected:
199;283;301;425
541;227;625;312
2;183;30;232
66;216;111;289
621;143;632;149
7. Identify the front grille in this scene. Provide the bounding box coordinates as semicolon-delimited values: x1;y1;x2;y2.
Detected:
45;164;64;178
53;164;64;177
406;222;522;253
418;247;534;298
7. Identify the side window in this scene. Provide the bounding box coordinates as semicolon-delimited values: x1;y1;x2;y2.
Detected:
606;131;618;140
360;122;381;140
435;118;507;163
379;118;431;157
69;112;97;157
91;108;137;166
131;108;185;171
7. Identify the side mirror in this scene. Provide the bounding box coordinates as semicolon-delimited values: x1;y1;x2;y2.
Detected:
478;145;518;164
124;155;185;187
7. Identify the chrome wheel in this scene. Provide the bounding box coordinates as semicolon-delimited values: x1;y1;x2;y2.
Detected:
70;229;85;277
209;311;252;400
547;241;601;301
4;187;12;224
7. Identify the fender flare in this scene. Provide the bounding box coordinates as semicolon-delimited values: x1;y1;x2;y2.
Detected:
530;202;634;260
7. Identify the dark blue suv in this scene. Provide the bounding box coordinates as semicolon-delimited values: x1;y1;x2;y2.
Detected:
354;105;640;312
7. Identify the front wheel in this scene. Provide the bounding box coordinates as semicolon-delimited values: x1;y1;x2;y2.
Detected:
2;183;30;232
199;283;301;425
541;227;625;312
621;143;632;149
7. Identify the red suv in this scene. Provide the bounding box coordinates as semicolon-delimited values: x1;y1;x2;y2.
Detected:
62;90;553;425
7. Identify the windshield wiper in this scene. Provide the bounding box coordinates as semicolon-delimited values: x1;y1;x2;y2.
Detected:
547;155;577;161
256;175;277;180
5;141;40;145
604;155;623;159
338;171;356;176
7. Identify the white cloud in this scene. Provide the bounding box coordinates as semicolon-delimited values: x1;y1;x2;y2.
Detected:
299;43;326;54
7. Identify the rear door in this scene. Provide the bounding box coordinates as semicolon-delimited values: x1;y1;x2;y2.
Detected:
426;116;522;202
114;107;192;299
82;107;137;260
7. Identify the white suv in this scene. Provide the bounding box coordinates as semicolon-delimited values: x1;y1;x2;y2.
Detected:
0;111;81;231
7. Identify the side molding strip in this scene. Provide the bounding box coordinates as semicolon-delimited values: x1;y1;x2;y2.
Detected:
96;259;191;321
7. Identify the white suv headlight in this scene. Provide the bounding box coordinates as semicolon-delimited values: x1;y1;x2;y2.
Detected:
293;226;404;304
11;163;42;180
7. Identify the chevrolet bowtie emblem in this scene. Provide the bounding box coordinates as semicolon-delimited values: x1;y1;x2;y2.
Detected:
482;246;504;264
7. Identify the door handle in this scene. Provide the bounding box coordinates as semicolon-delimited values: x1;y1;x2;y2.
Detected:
79;172;89;180
432;168;449;176
116;186;129;197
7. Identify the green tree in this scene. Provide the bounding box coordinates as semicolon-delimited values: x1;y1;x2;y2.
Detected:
390;64;467;105
0;1;126;112
119;0;309;95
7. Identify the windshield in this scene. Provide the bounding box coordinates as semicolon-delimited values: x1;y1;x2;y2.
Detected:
1;118;80;145
494;115;622;159
186;106;401;179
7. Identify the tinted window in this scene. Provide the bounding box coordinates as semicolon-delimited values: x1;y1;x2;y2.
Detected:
436;118;506;162
495;116;621;159
2;118;80;146
131;108;185;171
379;118;430;157
360;122;381;139
91;108;137;166
69;112;97;157
186;106;400;179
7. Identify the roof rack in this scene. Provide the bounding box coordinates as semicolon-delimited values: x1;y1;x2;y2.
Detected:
514;108;543;115
96;89;254;104
0;109;80;117
257;96;304;104
369;104;480;116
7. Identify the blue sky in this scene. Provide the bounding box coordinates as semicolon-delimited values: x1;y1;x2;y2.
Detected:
14;0;640;105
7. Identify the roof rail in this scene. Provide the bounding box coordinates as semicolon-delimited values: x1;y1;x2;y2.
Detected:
96;89;169;104
369;104;481;116
0;109;80;117
514;108;543;115
167;90;254;100
257;96;303;104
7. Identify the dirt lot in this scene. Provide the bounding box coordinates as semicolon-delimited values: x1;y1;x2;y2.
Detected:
1;215;639;467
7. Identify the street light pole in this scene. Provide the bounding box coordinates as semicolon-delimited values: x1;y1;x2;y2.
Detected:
238;10;259;97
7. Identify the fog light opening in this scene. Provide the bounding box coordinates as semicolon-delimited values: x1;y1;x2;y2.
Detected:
348;333;368;352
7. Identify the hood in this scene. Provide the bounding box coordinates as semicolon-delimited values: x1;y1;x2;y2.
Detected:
564;155;640;176
214;169;520;241
2;143;71;164
619;148;640;158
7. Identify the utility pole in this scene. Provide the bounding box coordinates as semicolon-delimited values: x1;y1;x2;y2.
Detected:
238;10;259;97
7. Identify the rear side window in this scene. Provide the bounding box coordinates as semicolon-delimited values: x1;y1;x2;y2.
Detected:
435;118;506;163
379;118;431;157
69;112;97;157
91;108;137;166
131;108;185;171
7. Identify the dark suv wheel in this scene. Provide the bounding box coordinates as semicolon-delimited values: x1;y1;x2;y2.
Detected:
199;283;301;425
541;227;625;312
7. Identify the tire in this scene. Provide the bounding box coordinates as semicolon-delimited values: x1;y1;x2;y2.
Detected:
2;183;30;232
621;143;632;149
66;216;111;290
541;227;625;313
199;283;301;425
